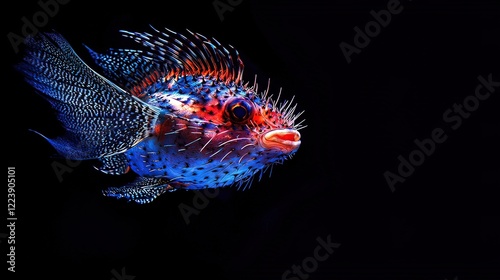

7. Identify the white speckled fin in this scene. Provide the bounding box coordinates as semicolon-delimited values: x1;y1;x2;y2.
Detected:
95;153;130;175
18;32;160;160
102;177;172;204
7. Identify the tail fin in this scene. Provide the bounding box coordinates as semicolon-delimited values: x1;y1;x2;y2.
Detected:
17;32;160;159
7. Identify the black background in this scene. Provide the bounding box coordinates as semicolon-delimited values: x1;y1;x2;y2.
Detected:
3;0;499;279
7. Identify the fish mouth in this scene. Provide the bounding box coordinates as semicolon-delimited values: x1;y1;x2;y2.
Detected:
260;129;301;154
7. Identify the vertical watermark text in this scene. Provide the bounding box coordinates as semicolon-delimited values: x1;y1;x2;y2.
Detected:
6;167;17;272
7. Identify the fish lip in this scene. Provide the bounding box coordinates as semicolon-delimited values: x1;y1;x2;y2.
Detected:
259;129;301;154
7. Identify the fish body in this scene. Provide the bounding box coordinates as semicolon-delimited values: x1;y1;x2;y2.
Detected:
18;27;304;204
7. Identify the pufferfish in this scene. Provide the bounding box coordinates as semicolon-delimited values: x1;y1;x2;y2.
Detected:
17;26;305;204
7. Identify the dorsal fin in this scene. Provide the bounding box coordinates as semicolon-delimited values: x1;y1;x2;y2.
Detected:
85;47;160;92
87;26;245;97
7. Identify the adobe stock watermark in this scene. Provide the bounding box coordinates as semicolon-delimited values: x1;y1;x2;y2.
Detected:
213;0;243;22
110;267;135;280
33;129;115;182
178;188;220;225
339;0;413;64
51;156;82;183
7;167;17;273
385;73;499;192
7;0;70;54
282;234;341;280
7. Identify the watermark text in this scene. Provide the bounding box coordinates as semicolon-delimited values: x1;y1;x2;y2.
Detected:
7;0;71;53
178;188;220;224
213;0;243;22
7;167;17;272
339;0;412;63
282;234;340;280
385;73;498;191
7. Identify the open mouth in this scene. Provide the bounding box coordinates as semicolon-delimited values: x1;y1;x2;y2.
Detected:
260;129;301;154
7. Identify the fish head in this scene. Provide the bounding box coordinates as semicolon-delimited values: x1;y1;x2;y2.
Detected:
164;80;305;188
221;92;302;156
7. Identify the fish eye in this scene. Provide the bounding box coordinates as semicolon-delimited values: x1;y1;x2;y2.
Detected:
225;98;253;123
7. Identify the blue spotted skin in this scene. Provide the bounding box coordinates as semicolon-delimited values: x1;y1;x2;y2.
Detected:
18;27;304;204
126;76;286;190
